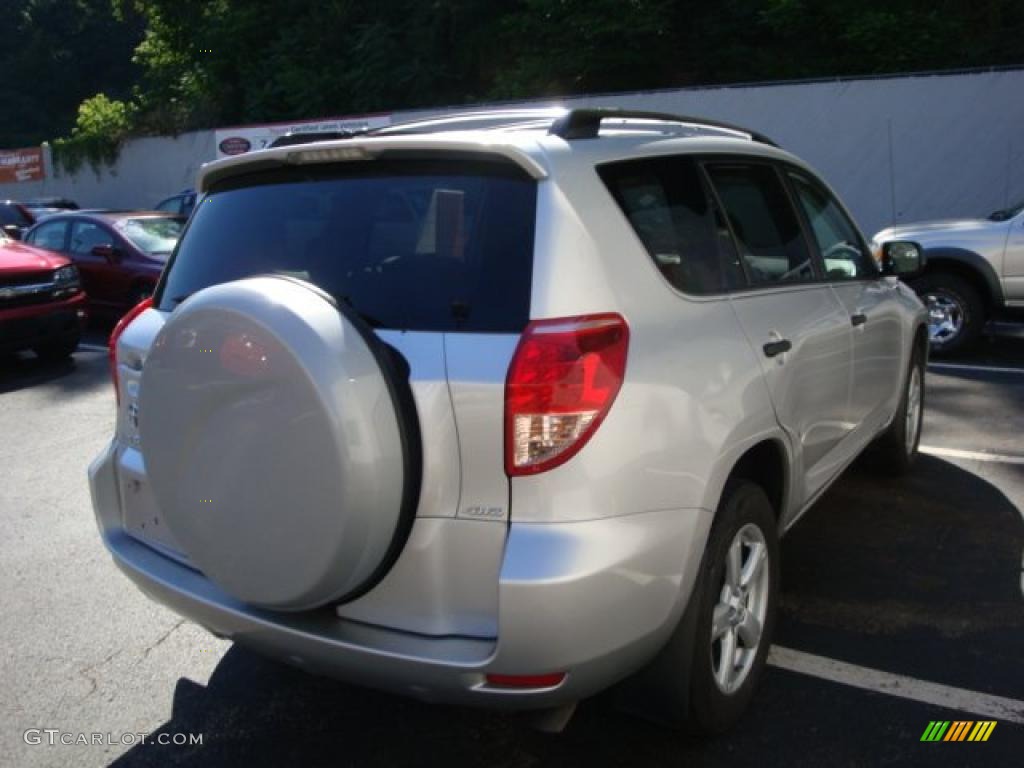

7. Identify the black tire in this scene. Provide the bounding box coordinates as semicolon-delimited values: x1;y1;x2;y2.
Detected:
871;345;925;476
33;333;80;362
615;482;779;734
686;481;779;734
911;272;985;356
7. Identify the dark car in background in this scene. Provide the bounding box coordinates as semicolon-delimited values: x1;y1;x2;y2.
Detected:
0;228;87;360
22;211;184;316
25;197;79;211
0;200;36;240
23;197;80;221
155;189;196;218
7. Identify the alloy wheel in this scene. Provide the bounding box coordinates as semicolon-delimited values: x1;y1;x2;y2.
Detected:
711;523;771;695
924;292;964;347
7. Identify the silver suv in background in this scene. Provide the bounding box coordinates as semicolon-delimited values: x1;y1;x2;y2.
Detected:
90;108;929;733
873;199;1024;354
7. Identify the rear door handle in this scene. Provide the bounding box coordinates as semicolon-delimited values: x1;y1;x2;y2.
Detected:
763;339;792;358
851;313;867;327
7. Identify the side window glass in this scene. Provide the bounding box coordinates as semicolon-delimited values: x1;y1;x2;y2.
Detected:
70;222;112;256
789;173;878;280
28;220;68;251
156;197;181;213
599;156;742;294
705;163;815;286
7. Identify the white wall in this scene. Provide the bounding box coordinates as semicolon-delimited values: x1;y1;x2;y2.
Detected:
2;130;214;211
2;69;1021;236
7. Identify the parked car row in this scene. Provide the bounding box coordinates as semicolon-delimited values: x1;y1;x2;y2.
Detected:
22;211;184;314
0;208;184;360
10;175;1016;356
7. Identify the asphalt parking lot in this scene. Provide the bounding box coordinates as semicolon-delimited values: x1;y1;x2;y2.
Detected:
1;326;1022;767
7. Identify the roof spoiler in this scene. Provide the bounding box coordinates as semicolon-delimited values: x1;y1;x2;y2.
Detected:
547;108;778;147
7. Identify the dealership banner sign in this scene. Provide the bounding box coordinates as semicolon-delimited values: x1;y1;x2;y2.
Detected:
214;114;392;159
0;147;44;183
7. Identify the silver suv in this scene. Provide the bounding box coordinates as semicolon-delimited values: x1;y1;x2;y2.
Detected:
873;200;1024;355
89;108;929;733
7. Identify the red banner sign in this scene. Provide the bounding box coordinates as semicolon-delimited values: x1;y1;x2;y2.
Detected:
0;147;44;183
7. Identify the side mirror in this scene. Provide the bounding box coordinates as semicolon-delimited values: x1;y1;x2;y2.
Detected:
91;243;121;262
881;241;925;278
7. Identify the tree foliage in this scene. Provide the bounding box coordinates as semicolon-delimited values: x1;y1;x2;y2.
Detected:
51;93;132;175
1;0;1022;148
0;0;142;147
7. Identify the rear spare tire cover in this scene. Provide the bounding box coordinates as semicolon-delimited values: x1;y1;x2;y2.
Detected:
140;277;417;611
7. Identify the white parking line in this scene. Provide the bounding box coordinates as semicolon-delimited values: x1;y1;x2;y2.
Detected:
768;646;1024;724
929;362;1024;375
919;445;1024;465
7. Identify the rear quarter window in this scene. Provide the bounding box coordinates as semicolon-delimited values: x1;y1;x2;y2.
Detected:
598;156;743;295
158;158;537;333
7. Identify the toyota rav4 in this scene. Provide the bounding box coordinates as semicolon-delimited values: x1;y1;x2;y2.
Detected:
89;108;929;733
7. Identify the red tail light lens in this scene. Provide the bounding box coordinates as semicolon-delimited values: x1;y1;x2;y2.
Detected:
109;297;153;404
505;313;628;476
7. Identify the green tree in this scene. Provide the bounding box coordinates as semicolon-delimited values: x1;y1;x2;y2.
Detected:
0;0;142;147
7;1;1021;147
51;92;133;174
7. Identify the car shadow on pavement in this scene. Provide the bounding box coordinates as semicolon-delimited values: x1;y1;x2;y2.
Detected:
107;455;1024;768
777;453;1024;695
0;348;108;396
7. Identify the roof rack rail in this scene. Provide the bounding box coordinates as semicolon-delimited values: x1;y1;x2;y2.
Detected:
548;108;778;147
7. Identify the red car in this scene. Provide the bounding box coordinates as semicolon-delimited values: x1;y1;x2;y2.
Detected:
22;211;184;315
0;230;87;360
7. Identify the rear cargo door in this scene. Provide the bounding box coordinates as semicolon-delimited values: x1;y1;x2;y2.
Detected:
117;153;537;634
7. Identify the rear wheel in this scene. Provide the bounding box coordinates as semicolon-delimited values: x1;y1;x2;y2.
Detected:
912;272;985;356
686;481;779;734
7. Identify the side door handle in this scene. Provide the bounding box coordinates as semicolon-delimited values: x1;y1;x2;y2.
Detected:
851;312;867;327
763;339;792;358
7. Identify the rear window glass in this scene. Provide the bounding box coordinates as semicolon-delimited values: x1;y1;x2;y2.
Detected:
157;159;537;332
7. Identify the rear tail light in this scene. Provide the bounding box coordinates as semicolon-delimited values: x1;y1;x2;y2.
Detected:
505;313;629;476
109;297;153;404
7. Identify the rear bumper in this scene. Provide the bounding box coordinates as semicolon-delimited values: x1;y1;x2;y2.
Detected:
89;441;710;708
0;292;87;353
